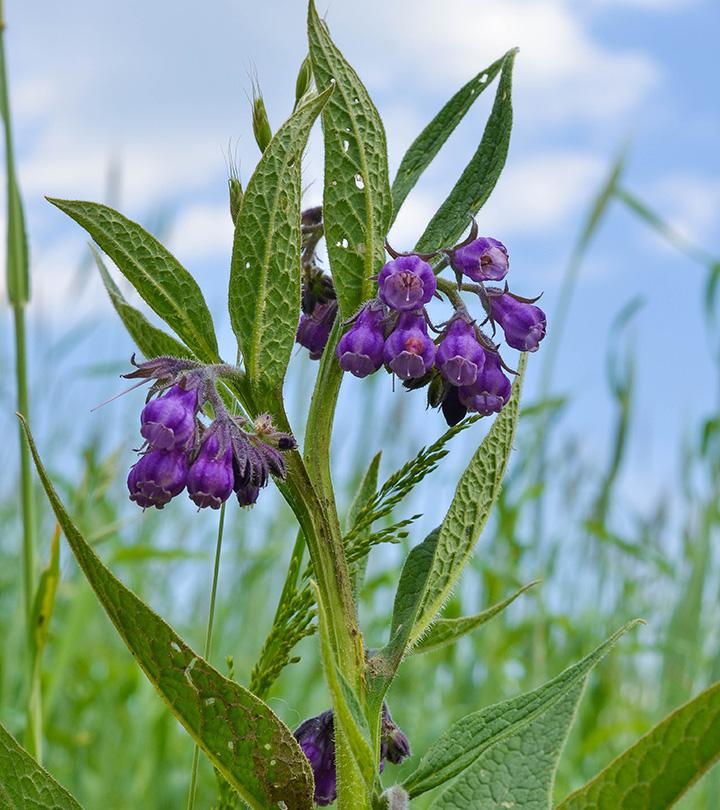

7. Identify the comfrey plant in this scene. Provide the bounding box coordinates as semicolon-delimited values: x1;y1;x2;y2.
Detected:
12;4;720;810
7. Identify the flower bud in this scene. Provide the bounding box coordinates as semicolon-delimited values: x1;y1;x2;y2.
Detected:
296;300;338;360
128;449;189;509
140;385;198;451
383;312;436;380
459;349;512;415
489;292;546;352
294;710;337;806
378;255;437;311
235;482;260;507
295;54;313;107
228;176;243;226
452;237;509;282
435;317;485;387
381;704;411;765
186;429;234;510
252;92;272;153
440;384;467;426
336;301;386;378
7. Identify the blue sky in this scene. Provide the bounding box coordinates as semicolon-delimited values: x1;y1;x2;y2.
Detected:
1;0;719;521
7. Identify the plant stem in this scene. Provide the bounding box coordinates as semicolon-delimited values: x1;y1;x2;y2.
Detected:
186;502;227;810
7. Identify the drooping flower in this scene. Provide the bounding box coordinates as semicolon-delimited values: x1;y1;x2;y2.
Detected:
186;428;234;509
294;710;337;806
488;292;546;352
451;237;509;282
140;384;199;451
127;449;189;509
383;312;436;380
459;349;512;416
440;384;468;427
378;255;436;311
296;300;338;360
380;704;411;765
234;481;260;507
336;300;386;378
435;317;486;387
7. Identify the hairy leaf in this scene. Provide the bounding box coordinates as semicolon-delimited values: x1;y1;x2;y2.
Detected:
411;356;526;644
411;580;539;656
229;87;332;395
92;247;193;360
403;620;640;799
47;199;218;362
0;720;83;809
20;418;315;810
558;681;720;809
391;52;508;218
415;49;517;253
308;0;392;317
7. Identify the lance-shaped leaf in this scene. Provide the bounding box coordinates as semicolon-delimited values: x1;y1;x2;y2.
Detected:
410;355;526;645
403;620;641;799
229;87;332;396
92;247;193;360
410;580;539;656
20;418;315;810
308;0;392;317
558;681;720;809
415;49;517;254
47;199;219;362
0;720;84;809
391;51;509;219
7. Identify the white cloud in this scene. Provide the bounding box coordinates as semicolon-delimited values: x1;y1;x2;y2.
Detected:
168;202;233;262
650;174;720;245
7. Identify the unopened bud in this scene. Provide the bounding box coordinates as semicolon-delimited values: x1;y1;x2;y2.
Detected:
295;54;313;108
252;93;272;153
228;177;243;225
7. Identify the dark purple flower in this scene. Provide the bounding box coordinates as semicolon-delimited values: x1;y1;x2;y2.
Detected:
383;312;436;380
452;237;509;282
186;429;234;509
381;704;411;765
127;449;189;509
435;317;486;387
378;255;437;311
440;384;468;427
140;385;198;451
489;292;546;352
294;710;337;806
235;483;260;507
459;349;512;416
336;301;386;378
296;300;338;360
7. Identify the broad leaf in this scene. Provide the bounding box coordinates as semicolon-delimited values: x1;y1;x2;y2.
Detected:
308;0;392;317
391;51;509;218
47;199;218;362
415;49;517;253
558;680;720;809
92;247;193;360
20;419;315;810
411;355;526;644
403;620;640;799
411;580;539;656
229;87;332;396
0;720;83;809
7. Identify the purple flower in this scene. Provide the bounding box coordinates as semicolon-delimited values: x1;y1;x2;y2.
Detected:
452;237;509;282
296;300;338;360
140;385;198;451
459;349;512;416
378;255;437;311
127;449;189;509
336;301;386;378
186;429;234;510
489;292;546;352
235;482;260;507
383;312;436;380
294;710;337;806
435;317;486;387
381;704;411;765
440;384;468;427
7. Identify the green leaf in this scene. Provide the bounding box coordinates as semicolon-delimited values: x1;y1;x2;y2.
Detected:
20;418;315;810
558;681;720;809
308;0;392;317
47;199;219;362
415;49;517;253
346;451;382;593
391;51;508;219
431;682;584;809
0;720;84;809
410;580;539;656
229;87;332;396
91;246;194;360
410;355;526;644
403;620;641;799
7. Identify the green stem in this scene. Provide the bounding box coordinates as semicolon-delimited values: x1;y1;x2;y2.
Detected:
186;502;227;810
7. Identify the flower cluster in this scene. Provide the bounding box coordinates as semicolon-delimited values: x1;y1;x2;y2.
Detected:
123;357;295;510
294;703;410;806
